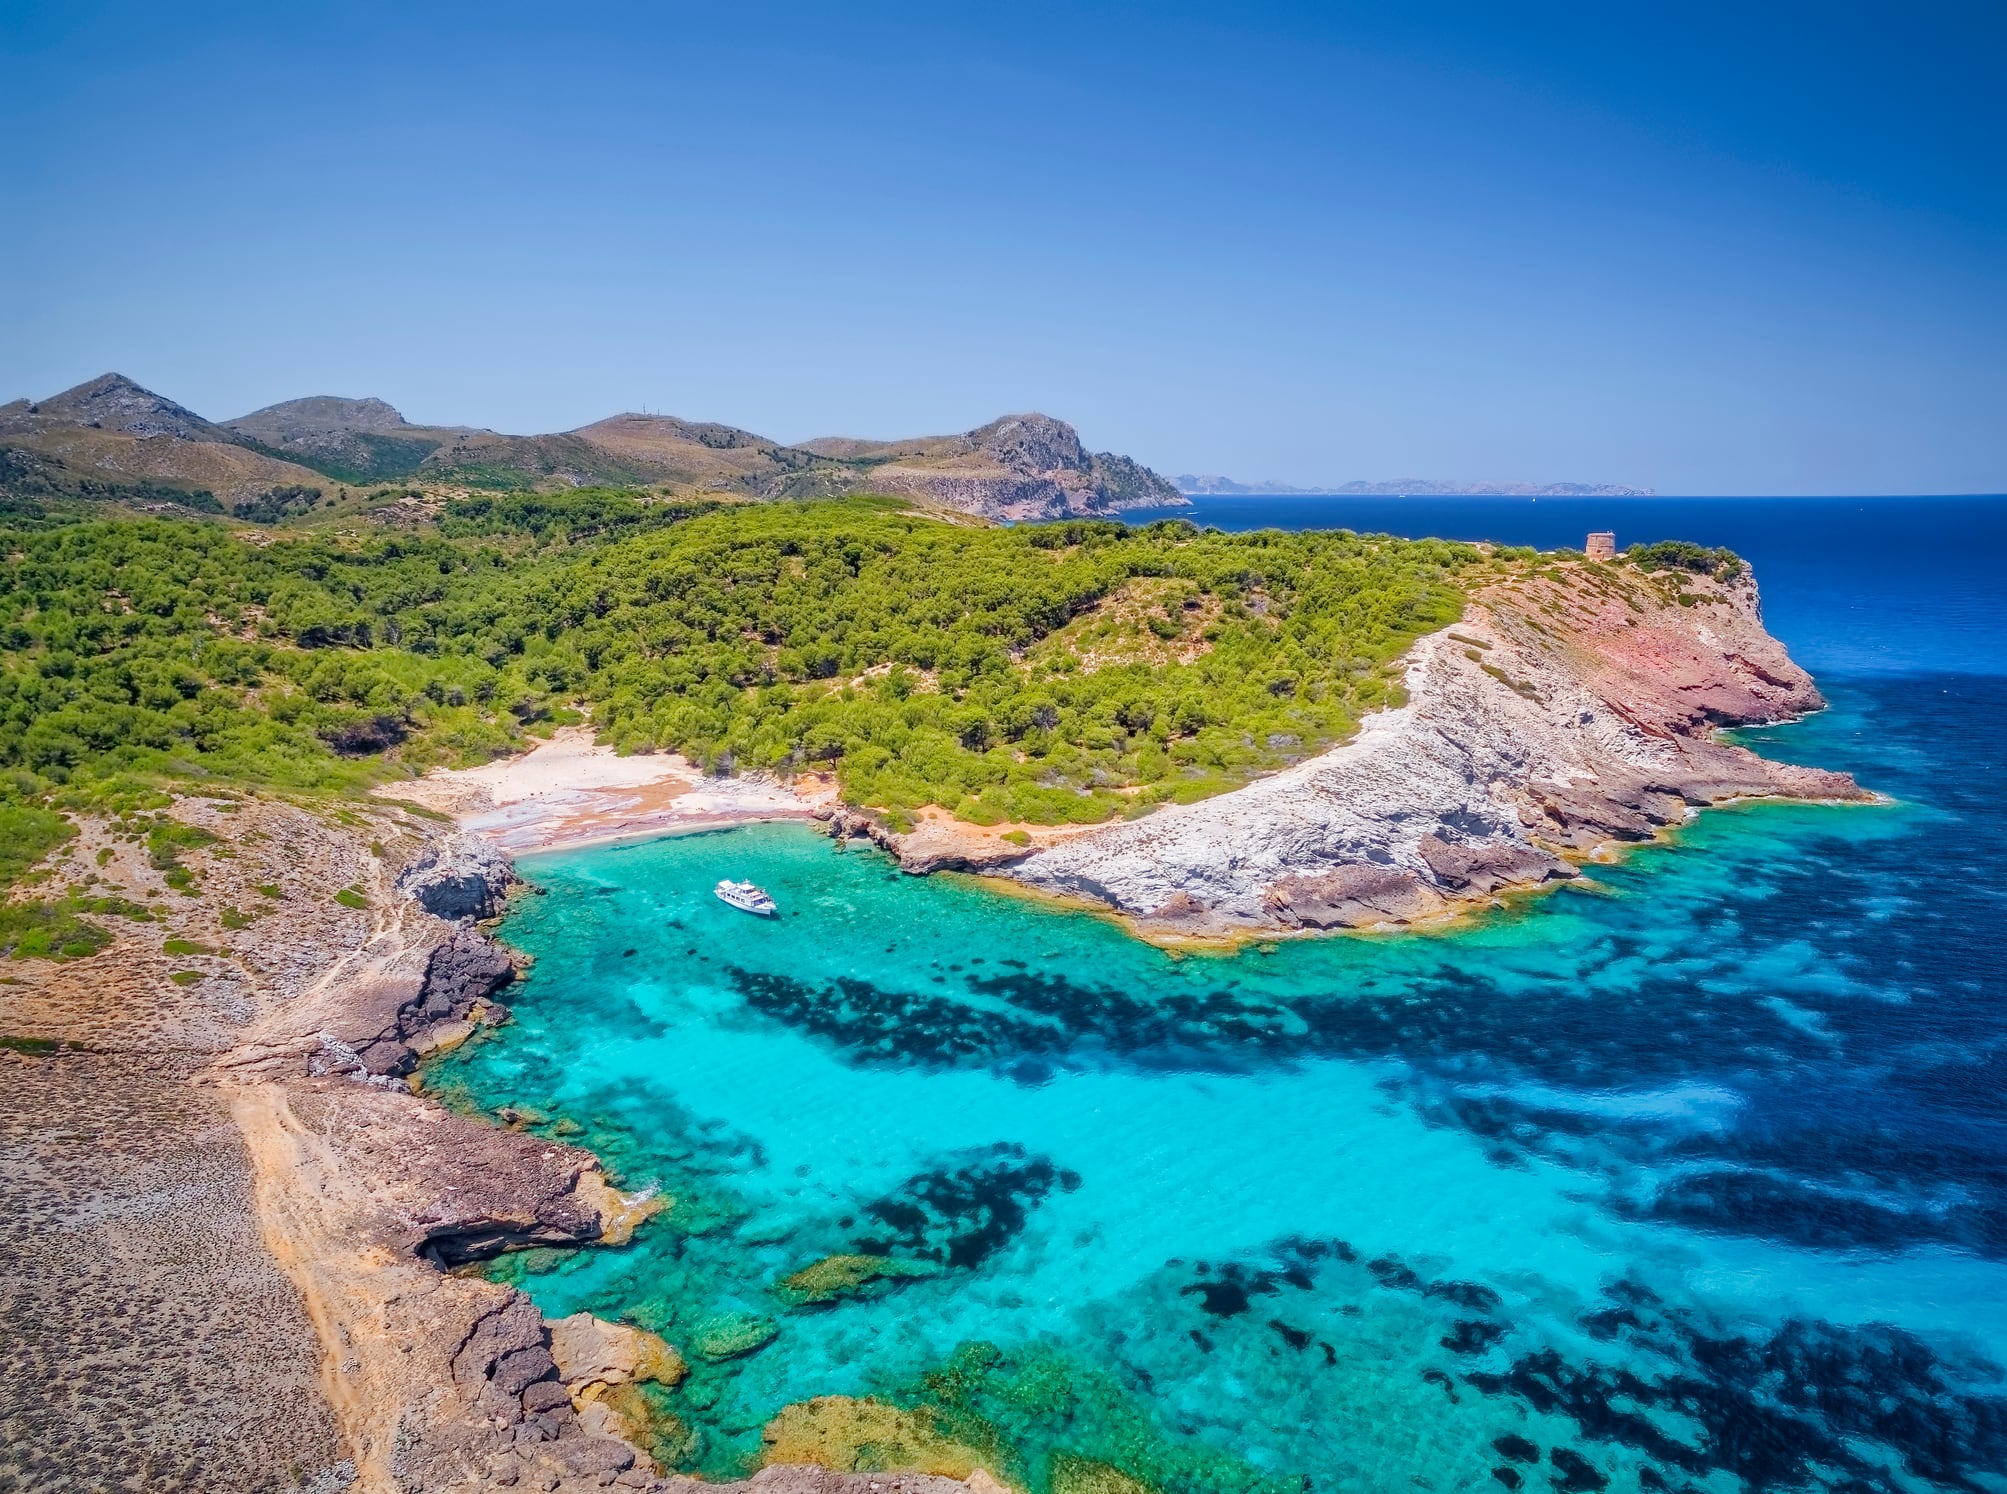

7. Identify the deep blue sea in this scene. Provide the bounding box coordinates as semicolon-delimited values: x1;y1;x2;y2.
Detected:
433;496;2007;1494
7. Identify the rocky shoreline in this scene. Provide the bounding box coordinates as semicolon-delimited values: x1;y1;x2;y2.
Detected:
0;790;1008;1493
214;834;976;1492
825;557;1870;939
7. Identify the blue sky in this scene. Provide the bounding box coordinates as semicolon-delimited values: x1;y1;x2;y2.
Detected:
2;1;2001;493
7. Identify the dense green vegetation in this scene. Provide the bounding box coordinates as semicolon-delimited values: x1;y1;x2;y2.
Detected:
0;495;1481;836
0;891;136;960
1626;539;1745;582
568;504;1476;825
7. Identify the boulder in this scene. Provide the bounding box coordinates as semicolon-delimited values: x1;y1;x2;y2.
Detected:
356;1039;417;1078
1264;865;1437;929
397;834;518;921
492;1345;560;1397
452;1293;548;1390
550;1313;687;1391
554;1436;637;1476
1417;834;1573;895
521;1380;573;1414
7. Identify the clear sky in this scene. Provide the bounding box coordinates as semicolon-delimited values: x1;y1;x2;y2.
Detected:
2;1;2001;494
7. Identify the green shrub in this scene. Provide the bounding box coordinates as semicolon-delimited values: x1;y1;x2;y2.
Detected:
0;899;114;960
1626;540;1745;582
0;801;72;890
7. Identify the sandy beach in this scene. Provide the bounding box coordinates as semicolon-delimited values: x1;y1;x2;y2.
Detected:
377;728;839;852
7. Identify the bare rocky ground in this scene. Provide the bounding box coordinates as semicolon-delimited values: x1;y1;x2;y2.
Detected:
0;793;1005;1494
0;795;394;1494
0;1050;347;1493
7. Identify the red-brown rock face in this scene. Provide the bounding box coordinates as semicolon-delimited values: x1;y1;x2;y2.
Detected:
1010;558;1871;938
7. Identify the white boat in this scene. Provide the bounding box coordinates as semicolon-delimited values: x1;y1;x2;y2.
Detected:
714;879;777;916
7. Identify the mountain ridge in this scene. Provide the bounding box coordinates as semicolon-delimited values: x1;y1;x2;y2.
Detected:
0;375;1184;521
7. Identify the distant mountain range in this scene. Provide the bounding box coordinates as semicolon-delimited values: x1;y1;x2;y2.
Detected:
1176;474;1655;498
0;374;1185;522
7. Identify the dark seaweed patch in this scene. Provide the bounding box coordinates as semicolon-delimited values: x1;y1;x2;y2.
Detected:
1268;1319;1311;1351
1181;1261;1287;1318
1618;1167;1933;1252
1464;1279;2007;1493
854;1143;1078;1268
1443;1319;1508;1354
1548;1448;1607;1492
1426;1280;1504;1313
1366;1256;1423;1292
1492;1435;1539;1464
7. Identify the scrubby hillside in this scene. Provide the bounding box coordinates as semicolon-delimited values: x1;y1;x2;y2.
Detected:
0;374;334;511
225;395;462;484
0;496;1468;832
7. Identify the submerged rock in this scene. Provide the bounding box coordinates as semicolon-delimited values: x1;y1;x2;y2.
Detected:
1050;1454;1158;1494
692;1310;778;1361
759;1396;993;1480
774;1253;943;1306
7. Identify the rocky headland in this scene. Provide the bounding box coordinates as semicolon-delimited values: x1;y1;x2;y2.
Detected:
797;414;1184;520
833;556;1868;938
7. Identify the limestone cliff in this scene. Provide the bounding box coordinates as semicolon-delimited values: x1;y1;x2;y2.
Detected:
993;558;1868;937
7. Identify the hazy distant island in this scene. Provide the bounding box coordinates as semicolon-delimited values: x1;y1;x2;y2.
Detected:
1176;473;1656;497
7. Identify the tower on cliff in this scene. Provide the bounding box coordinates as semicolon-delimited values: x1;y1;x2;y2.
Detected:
1585;531;1616;560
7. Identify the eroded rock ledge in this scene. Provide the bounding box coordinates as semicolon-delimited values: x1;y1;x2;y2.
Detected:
220;835;683;1491
844;560;1870;939
226;836;1009;1494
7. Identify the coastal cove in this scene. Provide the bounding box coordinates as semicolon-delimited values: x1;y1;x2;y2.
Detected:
9;5;2001;1485
425;497;2007;1493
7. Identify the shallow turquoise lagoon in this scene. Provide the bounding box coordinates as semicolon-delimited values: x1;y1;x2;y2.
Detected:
431;673;2007;1494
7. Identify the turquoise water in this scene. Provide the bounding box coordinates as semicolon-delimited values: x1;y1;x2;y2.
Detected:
433;499;2007;1493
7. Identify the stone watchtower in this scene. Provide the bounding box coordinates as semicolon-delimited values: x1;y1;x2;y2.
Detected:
1584;531;1616;560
